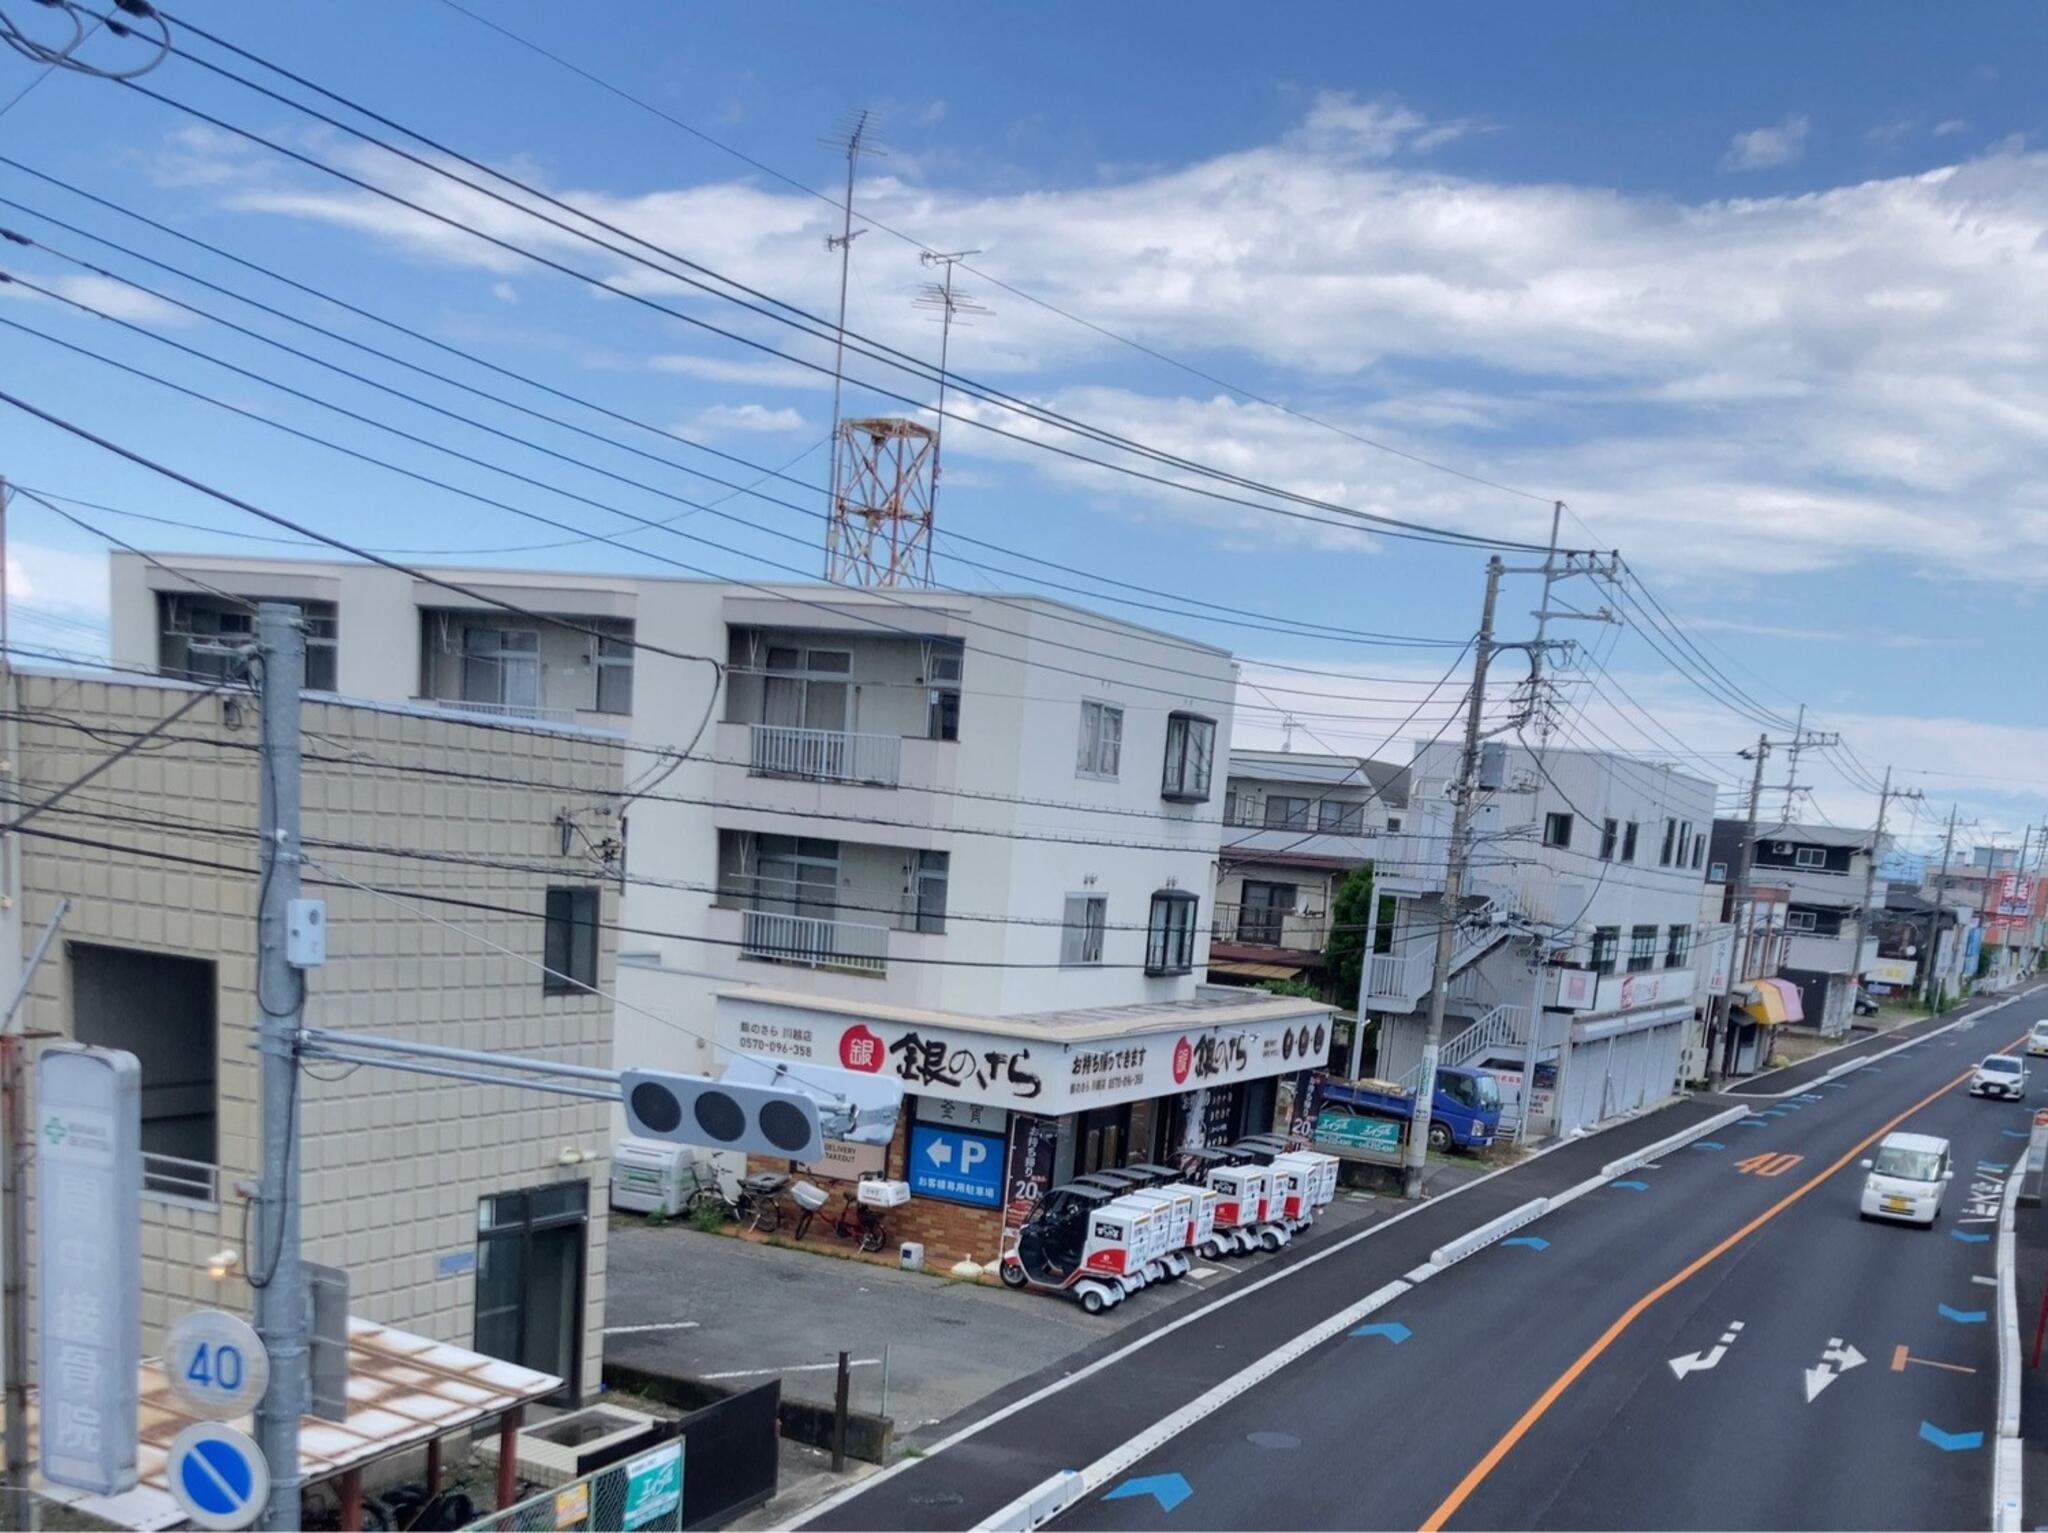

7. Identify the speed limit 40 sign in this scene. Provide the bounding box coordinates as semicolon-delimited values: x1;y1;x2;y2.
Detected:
165;1311;270;1421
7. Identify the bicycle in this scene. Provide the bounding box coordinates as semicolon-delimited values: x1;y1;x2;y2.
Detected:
684;1167;790;1233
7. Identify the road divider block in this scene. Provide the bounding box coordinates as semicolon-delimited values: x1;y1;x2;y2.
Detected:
1430;1199;1548;1268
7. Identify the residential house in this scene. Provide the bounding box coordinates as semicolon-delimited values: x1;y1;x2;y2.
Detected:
1368;742;1715;1139
3;663;622;1400
1721;821;1886;1036
1206;750;1406;999
108;554;1335;1267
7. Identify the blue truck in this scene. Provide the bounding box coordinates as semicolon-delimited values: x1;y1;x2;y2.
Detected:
1313;1066;1504;1158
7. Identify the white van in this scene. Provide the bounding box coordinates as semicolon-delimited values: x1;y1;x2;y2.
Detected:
1859;1132;1952;1227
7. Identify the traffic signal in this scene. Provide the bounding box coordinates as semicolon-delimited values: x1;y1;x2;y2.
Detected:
620;1069;824;1162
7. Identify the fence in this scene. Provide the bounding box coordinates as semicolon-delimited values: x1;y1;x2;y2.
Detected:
465;1440;683;1533
740;907;889;975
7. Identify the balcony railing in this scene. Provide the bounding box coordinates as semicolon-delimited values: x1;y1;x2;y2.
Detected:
740;908;888;975
422;697;578;724
1211;901;1325;951
142;1151;218;1205
1367;949;1432;1008
748;724;902;788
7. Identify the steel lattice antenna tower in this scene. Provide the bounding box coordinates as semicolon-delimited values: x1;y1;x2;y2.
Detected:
828;417;938;587
820;109;879;577
914;250;990;524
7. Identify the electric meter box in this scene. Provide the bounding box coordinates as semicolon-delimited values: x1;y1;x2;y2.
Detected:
285;899;327;967
610;1139;695;1216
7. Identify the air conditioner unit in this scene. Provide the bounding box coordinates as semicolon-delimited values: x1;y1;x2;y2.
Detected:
1773;842;1793;854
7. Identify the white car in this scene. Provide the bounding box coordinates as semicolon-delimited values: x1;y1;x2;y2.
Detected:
2028;1021;2048;1059
1860;1132;1953;1226
1972;1054;2029;1101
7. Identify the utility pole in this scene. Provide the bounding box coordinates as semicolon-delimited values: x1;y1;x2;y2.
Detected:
2;899;68;1484
1858;766;1922;1017
1781;704;1808;820
1405;557;1503;1198
1715;734;1770;1079
1923;803;1960;1007
254;603;307;1530
820;109;872;577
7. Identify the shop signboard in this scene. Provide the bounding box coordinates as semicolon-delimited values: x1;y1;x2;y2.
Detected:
1866;956;1917;987
1594;969;1696;1016
718;998;1331;1115
1314;1110;1400;1155
914;1098;1010;1134
621;1441;683;1531
1001;1114;1058;1247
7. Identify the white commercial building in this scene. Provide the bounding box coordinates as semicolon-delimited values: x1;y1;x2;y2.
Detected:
1368;742;1716;1139
107;555;1332;1264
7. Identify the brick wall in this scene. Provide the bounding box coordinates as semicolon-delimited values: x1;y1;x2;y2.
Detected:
11;674;625;1395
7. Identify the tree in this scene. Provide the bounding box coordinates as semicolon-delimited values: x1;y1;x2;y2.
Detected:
1258;976;1321;1000
1324;862;1376;1011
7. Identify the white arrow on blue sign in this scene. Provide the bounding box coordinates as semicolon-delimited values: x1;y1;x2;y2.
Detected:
167;1422;270;1532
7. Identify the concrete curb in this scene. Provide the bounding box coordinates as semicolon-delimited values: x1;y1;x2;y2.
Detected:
1599;1104;1752;1179
1429;1199;1548;1268
1995;1163;2025;1533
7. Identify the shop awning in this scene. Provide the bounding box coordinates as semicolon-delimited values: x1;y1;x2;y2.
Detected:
1736;982;1789;1027
1761;976;1805;1023
1207;960;1307;981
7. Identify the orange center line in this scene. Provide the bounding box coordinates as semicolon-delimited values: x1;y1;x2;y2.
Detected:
1418;1029;2024;1532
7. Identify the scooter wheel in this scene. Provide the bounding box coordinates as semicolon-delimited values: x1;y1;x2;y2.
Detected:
1080;1286;1107;1315
999;1258;1028;1288
1260;1230;1283;1253
860;1227;886;1254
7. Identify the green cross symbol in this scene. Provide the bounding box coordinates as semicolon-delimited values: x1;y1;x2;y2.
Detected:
41;1116;66;1146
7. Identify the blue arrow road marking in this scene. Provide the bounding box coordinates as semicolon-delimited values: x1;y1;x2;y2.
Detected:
1502;1236;1549;1251
1612;1180;1649;1191
1919;1422;1984;1452
1978;1162;2009;1173
2003;1129;2031;1138
1952;1229;1992;1244
1796;1093;1823;1102
1939;1304;1989;1323
181;1439;254;1518
1738;1118;1769;1128
1105;1474;1193;1513
1824;1082;1850;1090
1691;1141;1725;1151
1350;1321;1411;1343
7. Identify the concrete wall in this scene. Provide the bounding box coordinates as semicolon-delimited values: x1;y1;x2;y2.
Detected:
7;671;623;1395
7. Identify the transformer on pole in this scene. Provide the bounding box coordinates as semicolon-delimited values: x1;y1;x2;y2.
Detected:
825;416;937;588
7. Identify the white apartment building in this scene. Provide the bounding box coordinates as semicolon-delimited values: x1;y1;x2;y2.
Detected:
1368;742;1717;1139
3;665;621;1401
1207;750;1404;1000
108;555;1334;1263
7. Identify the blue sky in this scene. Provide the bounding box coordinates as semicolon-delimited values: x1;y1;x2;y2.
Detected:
2;1;2045;852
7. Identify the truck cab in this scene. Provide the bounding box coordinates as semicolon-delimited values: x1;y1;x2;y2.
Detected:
1318;1065;1503;1154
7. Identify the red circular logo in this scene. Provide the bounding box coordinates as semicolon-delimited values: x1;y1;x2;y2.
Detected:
1172;1036;1193;1085
839;1024;884;1073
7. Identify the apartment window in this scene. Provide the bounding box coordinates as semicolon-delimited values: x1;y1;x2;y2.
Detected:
1264;795;1311;830
1318;800;1366;834
1386;815;1403;833
1599;818;1619;861
160;593;338;692
1591;926;1621;976
1628;924;1659;974
1237;881;1296;946
464;626;542;713
1677;823;1692;868
1145;891;1198;976
1161;712;1216;802
1709;861;1729;882
914;850;950;935
763;646;852;734
594;628;634;715
1077;700;1124;779
1544;812;1574;850
1660;818;1677;867
745;834;839;918
1061;895;1107;966
1786;909;1818;932
70;942;216;1196
543;887;600;993
1622;821;1639;862
1666;925;1693;969
1795;846;1827;868
927;646;962;741
1692;834;1706;871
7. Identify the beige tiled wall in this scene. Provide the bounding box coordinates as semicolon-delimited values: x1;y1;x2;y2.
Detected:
11;673;623;1398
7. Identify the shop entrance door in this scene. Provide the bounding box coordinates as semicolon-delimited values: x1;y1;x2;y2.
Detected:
1076;1104;1131;1175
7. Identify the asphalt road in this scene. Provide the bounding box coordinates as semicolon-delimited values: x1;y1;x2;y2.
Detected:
802;985;2043;1532
1043;985;2043;1532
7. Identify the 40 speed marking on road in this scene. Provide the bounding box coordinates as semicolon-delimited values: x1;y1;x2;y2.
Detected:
1735;1152;1804;1177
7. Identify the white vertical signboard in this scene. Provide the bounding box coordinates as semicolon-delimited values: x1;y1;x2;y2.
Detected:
36;1046;141;1495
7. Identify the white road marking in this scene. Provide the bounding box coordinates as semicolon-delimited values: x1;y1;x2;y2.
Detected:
1670;1320;1746;1380
604;1320;701;1335
1188;1267;1219;1280
701;1358;881;1380
1804;1337;1866;1401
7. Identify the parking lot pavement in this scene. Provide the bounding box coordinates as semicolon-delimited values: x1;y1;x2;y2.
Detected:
602;1188;1393;1436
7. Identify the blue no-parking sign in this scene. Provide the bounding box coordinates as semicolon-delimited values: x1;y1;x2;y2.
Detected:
167;1422;269;1532
908;1123;1005;1207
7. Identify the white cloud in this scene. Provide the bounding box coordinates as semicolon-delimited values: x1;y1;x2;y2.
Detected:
921;100;949;126
1;271;190;326
1934;119;1970;137
7;543;109;619
1721;115;1810;171
1866;118;1916;147
683;403;807;435
645;352;826;390
491;281;519;304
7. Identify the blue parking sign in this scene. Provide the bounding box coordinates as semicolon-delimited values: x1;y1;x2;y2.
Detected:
908;1123;1005;1208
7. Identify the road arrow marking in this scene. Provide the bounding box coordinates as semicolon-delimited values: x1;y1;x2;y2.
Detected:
1951;1230;1992;1244
1692;1141;1725;1151
1978;1161;2009;1173
2002;1128;2030;1138
1804;1365;1838;1401
1918;1422;1984;1452
1349;1321;1410;1344
1501;1236;1548;1251
1892;1345;1977;1375
1669;1321;1744;1379
1796;1094;1823;1103
1971;1275;1998;1287
1737;1118;1769;1129
1104;1473;1192;1513
1803;1337;1866;1401
1612;1180;1649;1191
1938;1304;1988;1324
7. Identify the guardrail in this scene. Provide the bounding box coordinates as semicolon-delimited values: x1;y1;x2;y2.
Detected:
748;724;901;787
740;908;888;975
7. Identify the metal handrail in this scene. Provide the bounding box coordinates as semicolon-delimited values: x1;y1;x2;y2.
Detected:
740;908;889;975
747;724;902;787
